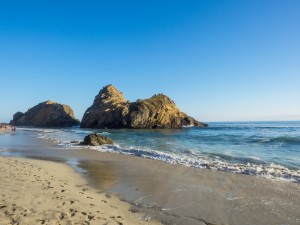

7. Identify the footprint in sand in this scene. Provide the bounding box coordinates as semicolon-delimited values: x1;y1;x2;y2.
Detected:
59;212;66;220
88;215;94;221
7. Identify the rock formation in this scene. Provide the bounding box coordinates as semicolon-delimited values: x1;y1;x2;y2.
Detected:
10;100;80;127
81;84;207;129
80;133;113;146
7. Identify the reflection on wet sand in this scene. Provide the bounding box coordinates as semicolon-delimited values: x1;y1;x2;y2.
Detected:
79;160;118;190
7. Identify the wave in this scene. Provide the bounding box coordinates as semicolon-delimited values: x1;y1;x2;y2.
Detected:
256;136;300;144
182;125;195;128
18;127;59;133
190;134;300;145
210;121;300;127
21;127;300;184
69;129;92;135
81;144;300;184
271;136;300;144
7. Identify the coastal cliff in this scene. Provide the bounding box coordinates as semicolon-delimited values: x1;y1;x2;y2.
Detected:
10;100;80;127
81;84;207;129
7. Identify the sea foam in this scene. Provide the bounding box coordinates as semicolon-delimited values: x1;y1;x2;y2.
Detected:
19;123;300;184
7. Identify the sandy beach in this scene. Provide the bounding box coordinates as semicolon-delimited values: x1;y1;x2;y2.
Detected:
0;156;159;225
2;1;299;224
0;129;300;225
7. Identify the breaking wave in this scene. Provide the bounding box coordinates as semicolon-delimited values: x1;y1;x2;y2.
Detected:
86;144;300;183
19;123;300;184
50;140;300;184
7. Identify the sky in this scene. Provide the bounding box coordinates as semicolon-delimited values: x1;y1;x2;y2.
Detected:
0;0;300;122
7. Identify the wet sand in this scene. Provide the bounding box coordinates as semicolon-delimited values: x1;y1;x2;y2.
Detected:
70;151;300;225
1;130;300;225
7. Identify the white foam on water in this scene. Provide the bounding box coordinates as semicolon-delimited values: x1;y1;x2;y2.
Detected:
18;127;59;133
250;156;261;160
182;125;194;128
85;144;300;184
22;127;300;184
259;138;270;143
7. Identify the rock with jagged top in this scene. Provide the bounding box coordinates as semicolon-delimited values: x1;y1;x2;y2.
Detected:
80;84;207;129
80;85;129;128
10;100;80;127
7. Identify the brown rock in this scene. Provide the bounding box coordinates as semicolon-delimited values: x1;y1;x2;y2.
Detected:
80;133;113;146
10;100;80;127
80;84;207;129
80;85;129;128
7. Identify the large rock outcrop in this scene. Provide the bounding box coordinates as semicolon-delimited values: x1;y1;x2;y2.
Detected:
10;100;80;127
81;84;207;129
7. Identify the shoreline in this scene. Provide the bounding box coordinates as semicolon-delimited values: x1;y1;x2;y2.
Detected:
0;155;159;225
0;130;300;224
14;125;300;184
69;150;300;225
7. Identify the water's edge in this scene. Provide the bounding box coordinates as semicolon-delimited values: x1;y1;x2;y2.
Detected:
1;129;300;225
15;123;300;183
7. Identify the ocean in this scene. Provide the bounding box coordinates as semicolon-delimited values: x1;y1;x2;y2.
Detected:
15;121;300;183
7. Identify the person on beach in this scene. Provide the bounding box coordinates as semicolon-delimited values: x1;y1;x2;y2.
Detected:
12;126;16;132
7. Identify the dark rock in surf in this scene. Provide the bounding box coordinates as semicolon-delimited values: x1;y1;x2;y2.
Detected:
80;133;113;146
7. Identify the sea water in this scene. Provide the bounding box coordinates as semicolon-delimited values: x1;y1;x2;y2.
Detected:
17;121;300;183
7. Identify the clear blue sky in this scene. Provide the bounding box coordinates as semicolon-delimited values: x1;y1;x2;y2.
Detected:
1;0;299;122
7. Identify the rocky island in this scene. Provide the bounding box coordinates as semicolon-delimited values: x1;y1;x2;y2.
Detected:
10;100;80;127
81;84;207;129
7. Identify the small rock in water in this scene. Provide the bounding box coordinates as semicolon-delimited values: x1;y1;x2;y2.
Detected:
80;133;113;146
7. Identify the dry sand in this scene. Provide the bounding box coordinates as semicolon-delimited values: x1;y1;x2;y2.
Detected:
0;156;159;225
